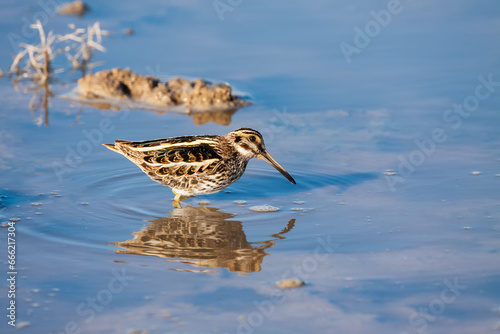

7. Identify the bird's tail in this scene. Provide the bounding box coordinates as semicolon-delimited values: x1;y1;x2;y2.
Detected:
102;143;121;153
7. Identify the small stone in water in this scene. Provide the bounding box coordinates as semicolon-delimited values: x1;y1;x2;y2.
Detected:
198;200;210;206
57;1;89;17
31;202;42;206
471;171;481;175
384;169;397;176
127;330;144;334
161;310;172;318
81;202;89;205
250;205;279;212
276;279;305;289
291;207;303;211
17;321;30;329
294;200;305;205
10;218;20;222
234;200;247;205
463;226;471;230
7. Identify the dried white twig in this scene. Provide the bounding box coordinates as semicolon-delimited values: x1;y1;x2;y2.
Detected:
9;20;62;82
9;20;107;81
59;22;108;74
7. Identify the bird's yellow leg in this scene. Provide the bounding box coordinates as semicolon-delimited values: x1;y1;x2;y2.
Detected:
172;190;189;208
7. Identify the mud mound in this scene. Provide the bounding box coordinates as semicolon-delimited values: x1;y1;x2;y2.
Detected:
77;68;249;110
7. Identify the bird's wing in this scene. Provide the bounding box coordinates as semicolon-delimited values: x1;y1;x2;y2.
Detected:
114;136;223;176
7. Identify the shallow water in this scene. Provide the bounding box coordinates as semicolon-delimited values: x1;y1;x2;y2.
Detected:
1;1;500;333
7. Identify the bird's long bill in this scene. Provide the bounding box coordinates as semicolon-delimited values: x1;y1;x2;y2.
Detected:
258;150;296;185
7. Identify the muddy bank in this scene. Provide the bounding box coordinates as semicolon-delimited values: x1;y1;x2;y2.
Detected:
77;68;250;111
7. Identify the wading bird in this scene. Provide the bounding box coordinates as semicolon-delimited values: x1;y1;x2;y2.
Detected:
104;128;296;206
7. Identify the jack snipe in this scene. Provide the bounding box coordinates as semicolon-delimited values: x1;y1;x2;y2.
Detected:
104;128;295;205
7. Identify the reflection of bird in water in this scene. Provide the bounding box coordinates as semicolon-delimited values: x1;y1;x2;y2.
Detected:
104;128;295;206
114;206;296;273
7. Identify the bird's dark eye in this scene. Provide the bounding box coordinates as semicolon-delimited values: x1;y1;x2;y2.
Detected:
249;136;256;142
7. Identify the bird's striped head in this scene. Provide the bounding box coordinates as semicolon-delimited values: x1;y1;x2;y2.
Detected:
227;128;265;159
226;128;296;184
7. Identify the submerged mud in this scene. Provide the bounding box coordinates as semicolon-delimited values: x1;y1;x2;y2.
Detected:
77;68;249;111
